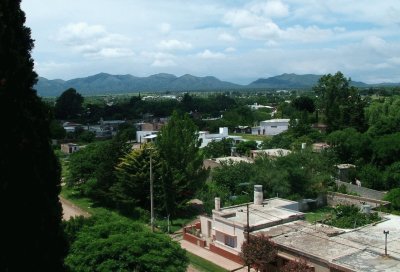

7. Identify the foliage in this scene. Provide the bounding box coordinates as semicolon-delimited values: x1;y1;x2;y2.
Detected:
384;188;400;210
292;96;315;113
65;212;188;272
55;88;84;119
0;1;67;270
314;71;366;132
113;145;163;216
50;119;66;139
326;128;372;164
203;138;233;158
236;140;258;155
78;130;96;143
212;162;254;195
67;134;130;207
366;96;400;136
325;205;381;229
372;132;400;167
156;111;208;216
280;258;313;272
240;234;277;272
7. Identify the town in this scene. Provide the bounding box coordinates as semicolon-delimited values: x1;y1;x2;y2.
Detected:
3;1;400;272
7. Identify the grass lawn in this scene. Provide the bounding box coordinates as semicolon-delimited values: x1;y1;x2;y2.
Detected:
231;133;271;141
305;207;334;224
186;252;228;272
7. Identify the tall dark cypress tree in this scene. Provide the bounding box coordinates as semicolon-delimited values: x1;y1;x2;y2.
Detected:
0;1;67;271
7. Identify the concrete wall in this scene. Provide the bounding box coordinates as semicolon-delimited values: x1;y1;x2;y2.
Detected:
327;192;390;209
335;180;387;200
259;120;289;136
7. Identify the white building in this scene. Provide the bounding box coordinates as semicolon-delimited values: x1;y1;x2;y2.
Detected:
252;119;290;136
198;127;243;148
136;130;158;143
199;185;303;258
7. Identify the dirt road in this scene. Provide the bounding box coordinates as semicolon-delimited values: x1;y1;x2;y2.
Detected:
60;196;90;220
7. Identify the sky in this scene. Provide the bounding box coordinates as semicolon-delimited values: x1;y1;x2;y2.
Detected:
21;0;400;84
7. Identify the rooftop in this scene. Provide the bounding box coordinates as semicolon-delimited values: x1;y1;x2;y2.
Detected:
213;156;253;164
217;198;303;228
258;214;400;271
251;148;291;157
261;119;290;123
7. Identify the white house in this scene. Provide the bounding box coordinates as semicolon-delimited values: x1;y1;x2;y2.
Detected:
252;119;290;136
198;185;303;259
198;127;243;148
136;130;158;143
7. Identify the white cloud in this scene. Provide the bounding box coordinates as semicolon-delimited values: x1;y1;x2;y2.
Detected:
225;47;236;52
86;48;135;59
158;39;192;51
56;22;133;58
218;32;236;42
159;23;171;34
249;0;289;18
197;49;225;59
239;22;281;40
152;59;176;67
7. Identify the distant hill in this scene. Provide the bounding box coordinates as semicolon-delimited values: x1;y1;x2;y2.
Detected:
35;73;240;96
248;73;370;89
35;72;400;97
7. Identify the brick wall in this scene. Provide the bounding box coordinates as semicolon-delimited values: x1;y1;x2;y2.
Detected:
209;243;243;264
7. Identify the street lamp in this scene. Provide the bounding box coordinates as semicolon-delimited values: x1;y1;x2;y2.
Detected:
148;147;155;232
384;230;389;256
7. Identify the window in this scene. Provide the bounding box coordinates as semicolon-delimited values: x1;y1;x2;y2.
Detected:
271;126;277;128
224;235;236;248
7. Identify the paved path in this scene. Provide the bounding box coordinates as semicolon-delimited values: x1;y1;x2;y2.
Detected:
180;240;250;272
60;196;90;220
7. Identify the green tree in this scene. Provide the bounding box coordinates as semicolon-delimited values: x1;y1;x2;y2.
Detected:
55;88;84;119
203;138;233;158
113;145;164;216
50;119;66;140
236;140;258;156
65;212;188;272
156;111;207;216
0;1;67;270
314;72;366;132
67;134;130;207
384;188;400;210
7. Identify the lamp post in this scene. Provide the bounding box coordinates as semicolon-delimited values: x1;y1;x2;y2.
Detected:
384;230;389;256
149;148;154;232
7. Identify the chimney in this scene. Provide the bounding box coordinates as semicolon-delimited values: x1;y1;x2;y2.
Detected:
254;185;263;205
215;197;221;211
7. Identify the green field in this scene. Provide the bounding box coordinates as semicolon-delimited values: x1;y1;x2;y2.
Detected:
186;252;228;272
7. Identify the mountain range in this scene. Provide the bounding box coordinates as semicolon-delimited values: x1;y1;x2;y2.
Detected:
35;72;400;97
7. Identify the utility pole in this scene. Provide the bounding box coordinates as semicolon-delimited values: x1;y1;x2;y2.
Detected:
246;203;250;272
150;149;154;232
384;230;389;256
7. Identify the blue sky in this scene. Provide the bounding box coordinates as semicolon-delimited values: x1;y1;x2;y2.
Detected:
22;0;400;84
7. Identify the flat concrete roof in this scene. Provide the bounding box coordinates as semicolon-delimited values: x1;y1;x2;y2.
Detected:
219;198;303;227
258;214;400;271
214;156;253;164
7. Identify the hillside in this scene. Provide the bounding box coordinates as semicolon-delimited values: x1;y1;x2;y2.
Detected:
35;72;400;96
35;73;240;96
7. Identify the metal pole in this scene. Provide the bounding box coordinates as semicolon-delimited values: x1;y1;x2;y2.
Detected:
150;150;154;232
384;230;389;256
247;203;250;272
